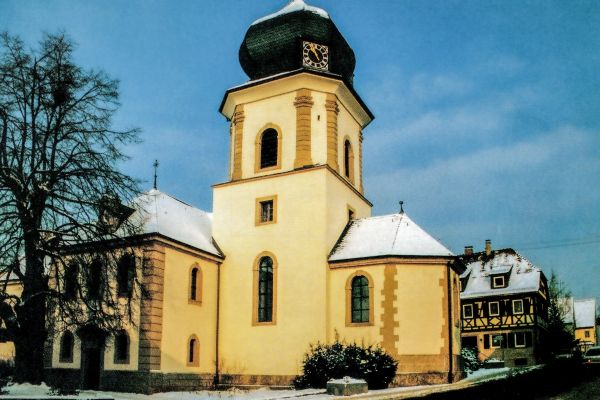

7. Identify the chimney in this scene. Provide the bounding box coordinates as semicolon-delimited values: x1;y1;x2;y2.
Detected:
464;246;473;256
485;239;492;256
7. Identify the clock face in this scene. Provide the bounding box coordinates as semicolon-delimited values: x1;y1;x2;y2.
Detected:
302;41;329;71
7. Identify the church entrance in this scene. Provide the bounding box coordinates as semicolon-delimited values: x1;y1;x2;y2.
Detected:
77;326;106;390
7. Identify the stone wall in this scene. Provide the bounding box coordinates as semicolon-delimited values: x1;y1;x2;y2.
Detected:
44;368;214;394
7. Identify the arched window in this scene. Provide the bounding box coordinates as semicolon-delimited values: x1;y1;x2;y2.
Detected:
344;139;354;183
59;331;74;363
351;276;370;323
114;330;129;364
259;128;278;169
64;262;79;300
189;266;202;302
87;258;103;300
187;335;199;366
257;257;274;323
117;254;135;297
346;272;373;325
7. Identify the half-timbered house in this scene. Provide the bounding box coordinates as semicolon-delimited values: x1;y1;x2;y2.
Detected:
459;241;549;367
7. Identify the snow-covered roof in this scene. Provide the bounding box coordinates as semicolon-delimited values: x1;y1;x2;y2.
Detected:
329;213;453;262
459;249;542;299
574;298;597;328
252;0;330;26
130;189;222;258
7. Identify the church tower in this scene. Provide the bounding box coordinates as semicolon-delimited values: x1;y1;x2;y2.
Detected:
212;0;374;383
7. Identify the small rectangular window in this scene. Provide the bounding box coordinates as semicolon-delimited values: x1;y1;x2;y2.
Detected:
489;301;500;316
261;201;273;222
255;195;277;226
585;331;590;338
514;332;526;348
492;276;505;288
491;334;504;348
512;299;524;314
463;304;474;319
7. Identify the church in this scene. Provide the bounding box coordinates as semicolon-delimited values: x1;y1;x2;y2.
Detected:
45;0;463;393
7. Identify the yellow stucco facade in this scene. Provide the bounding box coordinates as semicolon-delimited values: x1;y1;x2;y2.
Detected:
575;327;597;347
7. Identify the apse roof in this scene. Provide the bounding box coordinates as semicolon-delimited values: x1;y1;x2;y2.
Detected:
329;212;454;262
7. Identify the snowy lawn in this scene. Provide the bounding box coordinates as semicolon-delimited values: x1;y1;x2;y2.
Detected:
2;368;517;400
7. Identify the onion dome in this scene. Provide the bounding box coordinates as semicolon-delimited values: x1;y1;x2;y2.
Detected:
239;0;356;83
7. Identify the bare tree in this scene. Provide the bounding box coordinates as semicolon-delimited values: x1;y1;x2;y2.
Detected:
0;32;141;383
546;271;575;355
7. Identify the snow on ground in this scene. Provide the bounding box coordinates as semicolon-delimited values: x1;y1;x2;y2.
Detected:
2;368;516;400
2;384;325;400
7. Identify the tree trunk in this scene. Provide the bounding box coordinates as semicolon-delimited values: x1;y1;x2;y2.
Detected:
13;295;47;384
13;234;49;384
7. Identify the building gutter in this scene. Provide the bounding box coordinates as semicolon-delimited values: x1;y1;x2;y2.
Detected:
213;262;222;388
447;264;454;383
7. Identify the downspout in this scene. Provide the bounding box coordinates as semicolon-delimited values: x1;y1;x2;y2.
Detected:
447;263;454;383
213;262;221;388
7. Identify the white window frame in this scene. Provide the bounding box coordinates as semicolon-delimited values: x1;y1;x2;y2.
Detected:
492;275;505;288
491;334;504;349
489;301;500;317
514;332;526;348
463;304;474;319
512;299;524;315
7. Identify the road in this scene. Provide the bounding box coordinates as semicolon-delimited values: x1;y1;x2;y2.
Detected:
540;373;600;400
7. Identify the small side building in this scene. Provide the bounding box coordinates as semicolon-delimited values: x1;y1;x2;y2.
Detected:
564;298;597;351
458;241;549;367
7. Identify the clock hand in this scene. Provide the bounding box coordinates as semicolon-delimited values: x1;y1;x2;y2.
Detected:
309;43;321;61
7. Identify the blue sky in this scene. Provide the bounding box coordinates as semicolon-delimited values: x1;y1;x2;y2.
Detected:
2;0;599;304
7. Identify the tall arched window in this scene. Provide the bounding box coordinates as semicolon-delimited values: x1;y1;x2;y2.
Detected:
344;139;354;183
117;254;135;297
257;256;273;323
64;262;79;300
59;331;74;363
189;266;202;302
351;276;370;323
259;128;278;169
87;258;103;300
114;330;129;364
187;335;199;366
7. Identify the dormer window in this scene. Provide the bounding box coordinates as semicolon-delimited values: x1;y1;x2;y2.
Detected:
491;275;506;289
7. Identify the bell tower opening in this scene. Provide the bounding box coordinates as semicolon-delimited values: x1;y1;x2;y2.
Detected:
259;128;278;169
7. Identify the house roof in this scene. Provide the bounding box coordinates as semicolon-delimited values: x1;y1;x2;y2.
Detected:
573;298;597;328
459;248;543;299
130;189;222;258
329;212;453;262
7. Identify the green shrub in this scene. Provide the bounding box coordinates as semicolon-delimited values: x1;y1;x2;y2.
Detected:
461;346;481;373
0;359;14;392
293;340;398;390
